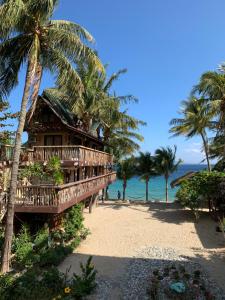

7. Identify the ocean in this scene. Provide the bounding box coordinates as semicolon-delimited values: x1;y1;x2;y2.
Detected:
108;164;207;202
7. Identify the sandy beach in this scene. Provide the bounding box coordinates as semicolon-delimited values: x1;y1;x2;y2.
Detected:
59;202;225;298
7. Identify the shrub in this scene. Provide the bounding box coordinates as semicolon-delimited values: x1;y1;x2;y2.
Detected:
176;171;225;219
63;204;84;242
13;225;34;268
0;257;97;300
71;256;97;298
39;244;72;268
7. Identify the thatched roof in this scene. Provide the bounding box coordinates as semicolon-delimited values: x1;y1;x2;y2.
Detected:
170;171;197;188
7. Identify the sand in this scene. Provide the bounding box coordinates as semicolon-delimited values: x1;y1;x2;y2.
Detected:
59;202;225;297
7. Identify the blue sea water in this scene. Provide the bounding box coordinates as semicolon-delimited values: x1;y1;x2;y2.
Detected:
108;164;207;202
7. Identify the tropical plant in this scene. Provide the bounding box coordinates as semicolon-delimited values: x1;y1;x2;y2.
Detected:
43;63;145;159
0;0;103;273
155;146;182;203
117;158;135;201
0;100;17;144
136;152;157;201
192;71;225;157
170;97;216;171
176;171;225;220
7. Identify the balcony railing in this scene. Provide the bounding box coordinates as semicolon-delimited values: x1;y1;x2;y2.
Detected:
0;145;113;166
32;146;113;166
13;172;116;213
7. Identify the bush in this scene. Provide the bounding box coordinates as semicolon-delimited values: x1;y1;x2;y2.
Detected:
0;257;97;300
13;225;34;268
176;171;225;219
63;204;84;242
39;244;73;268
71;256;97;298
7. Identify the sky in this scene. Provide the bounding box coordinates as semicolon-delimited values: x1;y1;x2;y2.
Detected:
7;0;225;163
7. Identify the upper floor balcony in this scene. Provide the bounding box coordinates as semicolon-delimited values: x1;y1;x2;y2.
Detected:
0;172;117;214
0;145;113;166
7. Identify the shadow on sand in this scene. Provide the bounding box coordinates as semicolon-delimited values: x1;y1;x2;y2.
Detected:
59;251;225;299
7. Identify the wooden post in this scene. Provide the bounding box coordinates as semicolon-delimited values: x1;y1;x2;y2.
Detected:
89;195;94;214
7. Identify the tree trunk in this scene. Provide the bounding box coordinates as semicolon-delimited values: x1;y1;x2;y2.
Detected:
1;58;36;273
200;132;211;172
27;61;43;123
123;178;126;201
165;176;169;204
146;177;149;201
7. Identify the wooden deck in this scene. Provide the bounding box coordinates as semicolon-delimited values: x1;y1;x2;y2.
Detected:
2;172;116;213
0;145;113;166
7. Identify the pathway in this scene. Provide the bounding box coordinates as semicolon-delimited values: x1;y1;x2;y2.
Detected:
59;202;225;299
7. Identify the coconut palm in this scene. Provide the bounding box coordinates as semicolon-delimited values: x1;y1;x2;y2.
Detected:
0;0;103;273
136;152;157;201
192;71;225;156
155;146;182;203
170;97;216;171
117;158;135;201
44;63;145;159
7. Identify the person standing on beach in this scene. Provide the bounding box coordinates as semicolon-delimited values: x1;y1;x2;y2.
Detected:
117;190;121;200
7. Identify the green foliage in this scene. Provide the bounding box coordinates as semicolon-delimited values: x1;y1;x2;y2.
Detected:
7;204;86;269
0;100;17;144
71;256;97;298
0;257;97;300
39;244;73;268
19;156;64;185
63;203;84;242
176;171;225;219
45;156;64;185
155;146;182;178
13;225;34;267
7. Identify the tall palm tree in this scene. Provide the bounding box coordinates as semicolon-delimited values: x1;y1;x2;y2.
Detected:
136;152;157;201
155;146;182;203
170;97;216;171
44;63;145;159
192;71;225;157
117;158;135;201
0;0;103;273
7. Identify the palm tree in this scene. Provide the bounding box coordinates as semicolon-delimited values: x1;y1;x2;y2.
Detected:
0;0;103;273
155;146;182;203
136;152;157;201
117;158;135;201
170;97;216;171
192;71;225;157
44;63;145;159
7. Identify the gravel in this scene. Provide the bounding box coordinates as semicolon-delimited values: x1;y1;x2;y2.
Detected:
87;246;225;300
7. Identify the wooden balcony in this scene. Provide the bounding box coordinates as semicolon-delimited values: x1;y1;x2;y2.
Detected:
0;145;113;166
3;172;117;213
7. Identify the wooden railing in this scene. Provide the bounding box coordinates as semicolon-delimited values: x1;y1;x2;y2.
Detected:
0;145;33;162
32;146;113;165
0;145;113;166
12;172;116;213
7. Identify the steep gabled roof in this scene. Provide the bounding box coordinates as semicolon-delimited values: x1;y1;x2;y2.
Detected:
25;92;104;145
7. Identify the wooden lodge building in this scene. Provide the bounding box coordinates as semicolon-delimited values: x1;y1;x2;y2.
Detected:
0;93;116;222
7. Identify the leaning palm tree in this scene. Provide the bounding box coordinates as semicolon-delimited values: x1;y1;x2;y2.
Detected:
117;158;135;201
170;97;216;171
136;152;157;201
0;0;103;273
192;71;225;157
155;146;182;203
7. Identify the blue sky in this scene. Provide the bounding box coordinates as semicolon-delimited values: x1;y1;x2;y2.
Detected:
8;0;225;163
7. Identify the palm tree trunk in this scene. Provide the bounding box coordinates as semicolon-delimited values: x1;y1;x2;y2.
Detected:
1;58;36;273
123;178;126;201
200;132;211;172
165;176;169;204
27;61;43;123
146;177;149;201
